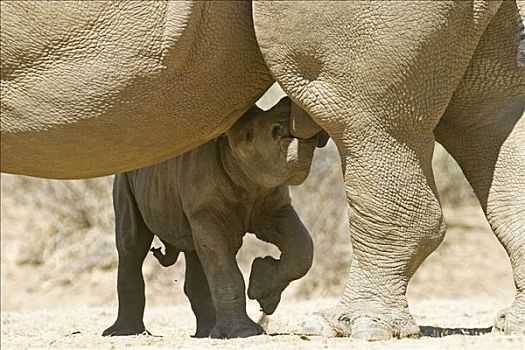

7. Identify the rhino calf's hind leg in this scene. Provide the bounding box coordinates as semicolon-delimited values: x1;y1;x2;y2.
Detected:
103;175;154;336
184;251;216;338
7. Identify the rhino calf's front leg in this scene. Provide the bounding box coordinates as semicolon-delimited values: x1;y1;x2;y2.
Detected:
249;204;313;315
190;212;263;338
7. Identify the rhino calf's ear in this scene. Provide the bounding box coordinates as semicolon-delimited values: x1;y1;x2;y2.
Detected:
316;130;330;148
272;96;292;110
289;102;323;140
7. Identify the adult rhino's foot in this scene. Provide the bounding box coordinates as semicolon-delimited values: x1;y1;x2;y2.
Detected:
301;305;419;341
248;256;284;315
102;319;150;337
209;316;264;339
300;306;342;337
493;306;525;335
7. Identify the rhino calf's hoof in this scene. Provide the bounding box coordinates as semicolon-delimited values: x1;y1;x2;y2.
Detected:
248;256;283;315
209;318;264;339
102;321;150;337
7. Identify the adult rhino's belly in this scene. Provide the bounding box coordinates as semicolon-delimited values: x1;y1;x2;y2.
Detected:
130;167;194;252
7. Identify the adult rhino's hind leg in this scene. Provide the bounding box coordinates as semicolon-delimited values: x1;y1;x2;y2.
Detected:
103;175;154;336
253;0;500;340
321;133;445;340
438;101;525;336
435;0;525;335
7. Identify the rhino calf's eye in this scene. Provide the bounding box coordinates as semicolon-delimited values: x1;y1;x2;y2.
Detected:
271;125;281;140
245;129;253;142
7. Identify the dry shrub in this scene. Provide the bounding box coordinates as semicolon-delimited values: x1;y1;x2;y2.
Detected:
1;176;115;285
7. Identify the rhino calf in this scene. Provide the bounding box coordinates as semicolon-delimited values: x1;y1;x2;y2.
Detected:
103;97;324;339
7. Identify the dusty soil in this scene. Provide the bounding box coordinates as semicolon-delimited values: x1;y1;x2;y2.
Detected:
2;205;523;349
2;298;524;349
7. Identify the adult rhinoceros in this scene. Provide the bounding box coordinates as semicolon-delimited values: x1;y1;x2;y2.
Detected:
1;0;524;341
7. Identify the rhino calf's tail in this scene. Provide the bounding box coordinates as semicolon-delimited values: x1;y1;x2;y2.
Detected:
150;241;180;267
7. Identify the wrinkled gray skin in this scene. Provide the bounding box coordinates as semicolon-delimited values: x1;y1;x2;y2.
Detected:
103;97;317;339
2;1;524;341
254;0;525;340
0;2;274;178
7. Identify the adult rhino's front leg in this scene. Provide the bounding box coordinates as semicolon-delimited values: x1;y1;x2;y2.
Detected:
254;0;501;340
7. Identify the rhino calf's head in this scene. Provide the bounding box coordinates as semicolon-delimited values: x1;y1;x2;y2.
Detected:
225;97;323;188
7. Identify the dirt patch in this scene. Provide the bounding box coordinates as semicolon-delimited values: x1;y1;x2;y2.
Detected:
2;299;523;349
2;205;521;349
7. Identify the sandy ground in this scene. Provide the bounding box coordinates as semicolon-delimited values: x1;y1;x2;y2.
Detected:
2;205;524;349
2;298;524;349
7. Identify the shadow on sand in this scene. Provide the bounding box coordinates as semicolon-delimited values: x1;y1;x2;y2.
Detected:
419;325;493;337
